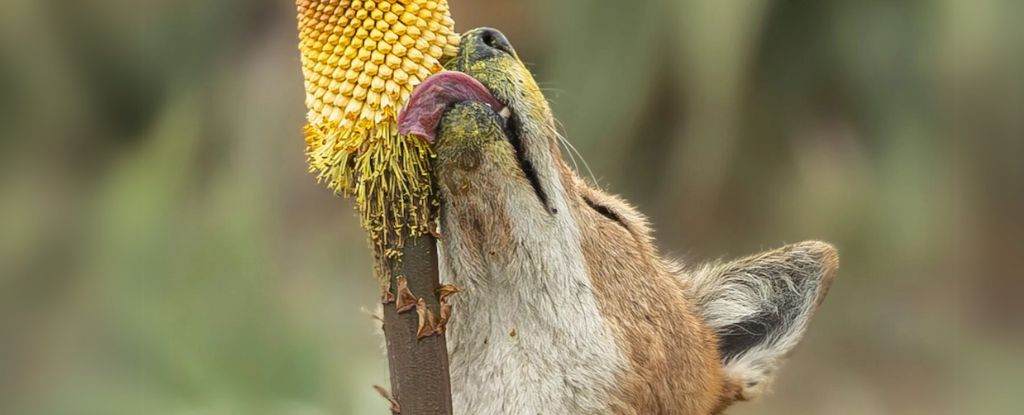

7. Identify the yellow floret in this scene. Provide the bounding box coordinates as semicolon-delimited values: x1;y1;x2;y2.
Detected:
295;0;459;263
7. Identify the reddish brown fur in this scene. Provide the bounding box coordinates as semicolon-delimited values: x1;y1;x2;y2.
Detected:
543;143;731;413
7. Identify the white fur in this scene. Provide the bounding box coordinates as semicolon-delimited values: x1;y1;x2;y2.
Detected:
687;244;831;399
438;123;623;414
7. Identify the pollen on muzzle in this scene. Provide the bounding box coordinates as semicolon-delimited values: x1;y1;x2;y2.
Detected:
398;71;506;143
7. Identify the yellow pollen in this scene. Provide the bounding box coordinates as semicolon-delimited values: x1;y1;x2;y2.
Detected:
295;0;459;278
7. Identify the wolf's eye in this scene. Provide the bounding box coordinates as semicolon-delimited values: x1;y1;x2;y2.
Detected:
582;195;626;229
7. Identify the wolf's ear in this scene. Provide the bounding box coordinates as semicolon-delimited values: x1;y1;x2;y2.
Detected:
689;241;838;401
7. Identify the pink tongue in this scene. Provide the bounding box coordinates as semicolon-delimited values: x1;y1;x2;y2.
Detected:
398;71;504;143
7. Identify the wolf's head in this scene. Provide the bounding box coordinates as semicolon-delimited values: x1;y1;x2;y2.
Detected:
399;28;837;414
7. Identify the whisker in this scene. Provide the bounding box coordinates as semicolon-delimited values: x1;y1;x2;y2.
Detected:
562;133;581;174
551;121;596;184
549;123;580;174
539;87;566;94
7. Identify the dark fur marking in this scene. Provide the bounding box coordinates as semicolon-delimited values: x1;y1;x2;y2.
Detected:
718;313;782;360
582;195;626;229
506;114;550;211
716;266;817;360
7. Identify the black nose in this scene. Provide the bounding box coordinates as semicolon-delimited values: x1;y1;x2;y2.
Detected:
466;27;516;57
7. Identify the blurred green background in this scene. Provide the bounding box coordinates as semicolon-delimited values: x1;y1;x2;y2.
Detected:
1;0;1021;414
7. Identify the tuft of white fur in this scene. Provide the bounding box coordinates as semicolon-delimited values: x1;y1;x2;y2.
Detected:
687;242;835;400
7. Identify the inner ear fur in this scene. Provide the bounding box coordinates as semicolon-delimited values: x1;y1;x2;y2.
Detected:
688;240;838;401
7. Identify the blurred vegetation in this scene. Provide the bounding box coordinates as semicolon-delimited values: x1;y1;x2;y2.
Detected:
1;0;1020;414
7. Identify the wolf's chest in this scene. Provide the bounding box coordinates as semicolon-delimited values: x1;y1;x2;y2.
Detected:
441;273;623;414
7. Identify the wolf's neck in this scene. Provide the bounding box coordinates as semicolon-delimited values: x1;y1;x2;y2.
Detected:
438;203;623;414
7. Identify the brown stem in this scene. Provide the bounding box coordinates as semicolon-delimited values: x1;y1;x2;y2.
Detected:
381;235;453;414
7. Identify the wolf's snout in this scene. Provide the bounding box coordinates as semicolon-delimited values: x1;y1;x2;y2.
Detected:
463;27;516;59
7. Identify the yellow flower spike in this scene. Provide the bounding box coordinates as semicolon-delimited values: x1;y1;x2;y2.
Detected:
296;0;459;282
